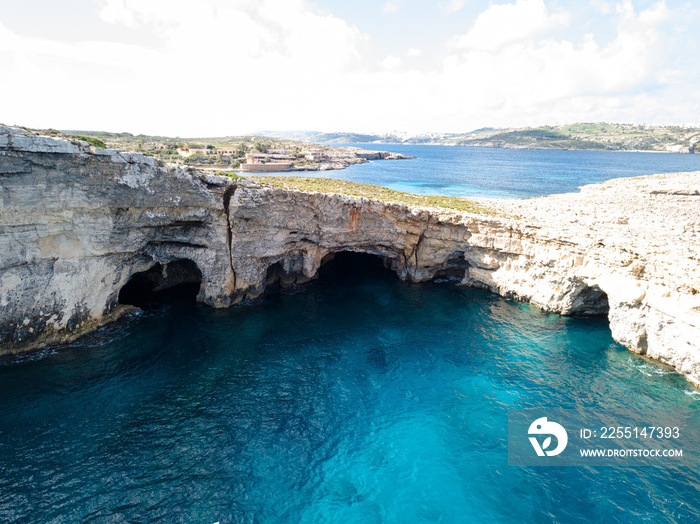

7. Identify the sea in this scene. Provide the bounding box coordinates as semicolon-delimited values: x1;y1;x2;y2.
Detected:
321;143;700;199
1;146;700;523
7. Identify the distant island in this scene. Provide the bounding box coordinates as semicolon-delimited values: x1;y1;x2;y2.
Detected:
258;123;700;154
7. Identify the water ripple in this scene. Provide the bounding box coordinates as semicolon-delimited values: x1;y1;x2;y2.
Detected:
1;279;699;522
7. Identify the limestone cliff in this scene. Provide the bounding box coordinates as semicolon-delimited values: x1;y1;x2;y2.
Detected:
0;125;235;351
1;126;699;387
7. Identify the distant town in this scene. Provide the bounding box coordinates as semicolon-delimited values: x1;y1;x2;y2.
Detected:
52;131;330;172
168;143;326;172
28;128;411;172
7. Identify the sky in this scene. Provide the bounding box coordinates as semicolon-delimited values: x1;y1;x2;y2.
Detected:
0;0;698;136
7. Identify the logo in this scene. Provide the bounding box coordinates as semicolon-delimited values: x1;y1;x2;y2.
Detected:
528;417;568;457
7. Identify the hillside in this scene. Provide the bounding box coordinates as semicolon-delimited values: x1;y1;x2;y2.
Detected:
23;124;700;158
268;123;700;153
450;123;700;152
54;130;329;168
14;128;410;171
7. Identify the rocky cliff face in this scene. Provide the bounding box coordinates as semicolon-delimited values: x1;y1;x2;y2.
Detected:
2;126;699;387
0;126;235;351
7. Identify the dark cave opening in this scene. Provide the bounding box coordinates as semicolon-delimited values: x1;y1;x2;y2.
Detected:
433;251;470;280
317;251;396;283
265;261;293;290
570;284;610;317
118;259;202;308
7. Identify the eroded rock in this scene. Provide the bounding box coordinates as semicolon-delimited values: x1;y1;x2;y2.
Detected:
1;126;699;387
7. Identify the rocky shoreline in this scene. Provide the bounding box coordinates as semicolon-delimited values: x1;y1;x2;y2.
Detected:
291;148;412;171
1;126;698;386
177;147;411;173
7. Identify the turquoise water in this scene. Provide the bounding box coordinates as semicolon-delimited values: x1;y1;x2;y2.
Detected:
1;255;699;523
314;144;700;198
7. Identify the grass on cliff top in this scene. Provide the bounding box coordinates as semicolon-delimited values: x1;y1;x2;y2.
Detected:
249;176;498;215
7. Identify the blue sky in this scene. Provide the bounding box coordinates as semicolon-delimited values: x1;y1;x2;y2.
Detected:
0;0;698;136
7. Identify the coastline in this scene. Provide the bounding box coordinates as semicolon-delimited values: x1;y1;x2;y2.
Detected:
333;141;696;154
1;125;699;388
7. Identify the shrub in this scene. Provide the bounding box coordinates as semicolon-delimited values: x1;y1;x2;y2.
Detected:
72;135;107;149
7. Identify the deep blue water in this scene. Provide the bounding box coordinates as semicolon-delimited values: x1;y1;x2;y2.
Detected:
1;257;699;523
310;144;700;198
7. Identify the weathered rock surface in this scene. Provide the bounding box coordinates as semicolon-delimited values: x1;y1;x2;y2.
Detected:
0;126;236;351
490;173;700;384
1;126;699;387
291;147;413;171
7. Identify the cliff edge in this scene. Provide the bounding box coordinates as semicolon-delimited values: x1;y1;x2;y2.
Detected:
1;126;699;386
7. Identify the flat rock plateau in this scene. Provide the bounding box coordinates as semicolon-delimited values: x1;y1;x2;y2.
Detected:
1;126;699;386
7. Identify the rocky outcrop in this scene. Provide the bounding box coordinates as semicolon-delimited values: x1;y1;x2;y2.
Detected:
489;174;700;384
1;126;699;387
0;126;236;352
291;148;413;171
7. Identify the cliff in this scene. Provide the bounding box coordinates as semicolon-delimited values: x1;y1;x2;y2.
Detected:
1;126;699;386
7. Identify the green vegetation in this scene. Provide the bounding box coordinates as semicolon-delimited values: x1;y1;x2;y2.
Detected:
477;128;612;149
214;170;243;180
490;128;570;142
561;123;617;134
290;123;700;153
70;135;107;149
250;176;497;215
45;122;700;166
446;123;700;151
49;129;323;168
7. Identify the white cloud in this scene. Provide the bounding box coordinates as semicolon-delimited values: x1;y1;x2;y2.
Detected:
450;0;570;51
635;0;669;25
440;0;466;14
97;0;366;71
382;0;401;14
99;0;139;27
0;0;695;135
0;0;371;134
381;54;403;70
428;0;678;130
590;0;611;15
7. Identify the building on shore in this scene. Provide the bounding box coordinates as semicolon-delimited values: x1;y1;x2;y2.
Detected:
144;143;169;151
303;149;324;161
240;152;295;172
177;145;211;157
217;146;239;155
244;152;296;164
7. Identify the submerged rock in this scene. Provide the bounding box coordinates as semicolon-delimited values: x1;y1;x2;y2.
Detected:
1;125;699;387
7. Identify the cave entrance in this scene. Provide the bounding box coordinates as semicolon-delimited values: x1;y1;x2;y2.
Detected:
265;261;293;289
433;251;470;280
570;284;610;317
317;251;396;284
118;259;202;308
